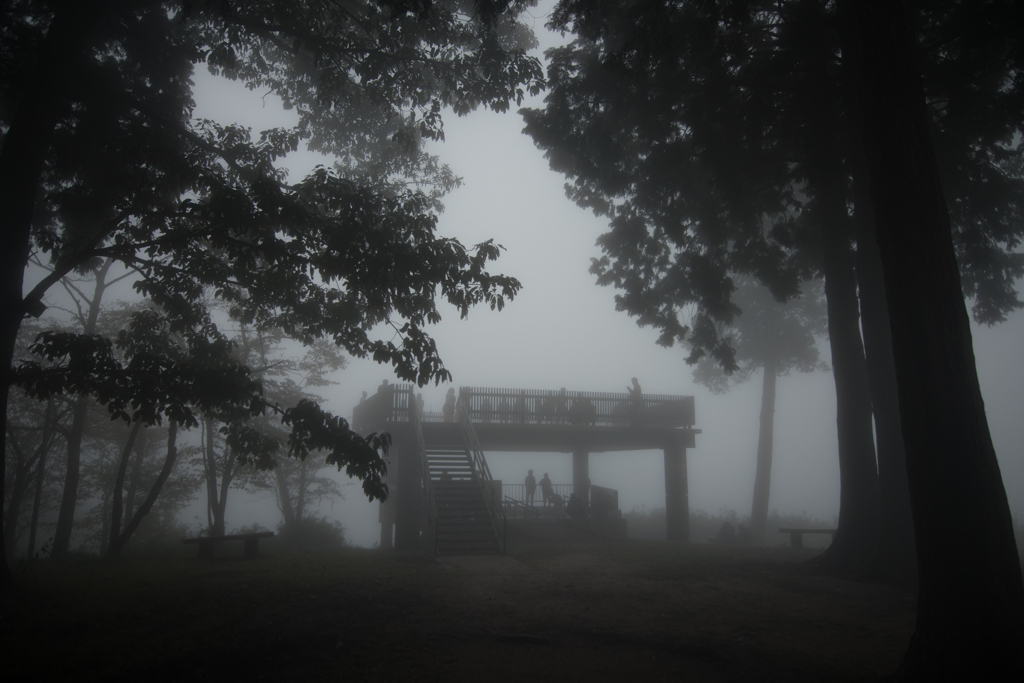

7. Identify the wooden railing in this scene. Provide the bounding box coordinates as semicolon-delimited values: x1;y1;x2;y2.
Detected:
458;386;694;427
458;400;505;553
503;483;573;505
355;384;694;429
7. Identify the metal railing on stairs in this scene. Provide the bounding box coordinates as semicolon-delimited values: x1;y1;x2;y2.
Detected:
410;397;438;556
457;396;506;553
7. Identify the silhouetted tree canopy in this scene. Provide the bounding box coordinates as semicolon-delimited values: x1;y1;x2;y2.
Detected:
0;0;545;582
522;0;1023;368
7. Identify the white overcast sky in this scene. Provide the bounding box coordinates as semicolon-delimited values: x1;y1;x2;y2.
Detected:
184;2;1024;547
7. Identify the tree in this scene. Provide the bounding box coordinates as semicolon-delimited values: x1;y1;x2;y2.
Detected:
197;322;348;538
0;1;544;585
853;0;1024;676
521;0;1023;577
3;318;71;559
523;0;882;570
240;333;349;539
692;276;827;544
33;258;134;558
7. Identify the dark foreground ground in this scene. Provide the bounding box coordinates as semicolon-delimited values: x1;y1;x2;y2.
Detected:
4;534;916;682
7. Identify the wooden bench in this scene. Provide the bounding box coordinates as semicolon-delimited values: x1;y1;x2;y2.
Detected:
779;528;836;548
182;531;274;559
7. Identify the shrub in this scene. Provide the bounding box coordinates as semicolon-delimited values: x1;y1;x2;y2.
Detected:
276;517;346;551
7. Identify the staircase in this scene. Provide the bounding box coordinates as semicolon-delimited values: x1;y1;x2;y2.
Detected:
426;445;502;555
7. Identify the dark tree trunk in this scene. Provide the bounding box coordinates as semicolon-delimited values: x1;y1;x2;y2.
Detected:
202;418;232;537
52;396;88;557
276;463;296;531
810;146;881;573
8;401;59;557
108;420;178;557
853;172;917;586
296;459;308;524
854;0;1024;677
27;407;53;560
840;1;917;587
0;6;105;586
52;258;114;558
123;427;149;522
107;421;143;557
799;11;881;572
750;358;777;544
203;418;222;536
3;430;33;557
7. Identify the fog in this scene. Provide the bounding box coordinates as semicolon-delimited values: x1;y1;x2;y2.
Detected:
184;17;1024;549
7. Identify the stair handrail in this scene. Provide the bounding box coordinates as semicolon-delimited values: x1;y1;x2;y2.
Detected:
457;399;505;553
410;393;437;556
503;495;541;522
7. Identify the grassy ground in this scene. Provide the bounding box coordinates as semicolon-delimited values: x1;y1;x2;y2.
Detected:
4;533;916;682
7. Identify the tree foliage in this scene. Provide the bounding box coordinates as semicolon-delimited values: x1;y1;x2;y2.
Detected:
0;1;545;576
522;0;1024;367
691;275;827;394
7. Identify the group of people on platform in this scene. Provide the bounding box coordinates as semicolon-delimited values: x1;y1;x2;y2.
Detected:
524;469;554;506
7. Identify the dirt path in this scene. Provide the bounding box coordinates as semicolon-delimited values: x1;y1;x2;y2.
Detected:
8;537;916;682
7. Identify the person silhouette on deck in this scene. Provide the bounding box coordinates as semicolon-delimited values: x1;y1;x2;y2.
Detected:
442;388;456;422
627;377;642;399
525;470;537;505
627;377;643;426
540;472;553;506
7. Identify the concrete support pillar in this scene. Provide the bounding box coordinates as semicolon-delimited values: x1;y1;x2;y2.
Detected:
572;448;590;504
664;439;690;542
392;431;423;551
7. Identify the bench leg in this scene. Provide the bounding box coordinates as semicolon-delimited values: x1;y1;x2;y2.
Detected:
244;537;259;559
198;540;213;559
790;531;803;548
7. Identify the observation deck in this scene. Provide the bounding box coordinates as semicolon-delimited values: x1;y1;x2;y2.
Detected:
354;384;700;552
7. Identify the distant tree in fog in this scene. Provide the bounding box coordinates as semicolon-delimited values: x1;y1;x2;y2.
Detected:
691;276;827;544
203;323;348;538
0;2;544;586
3;320;68;559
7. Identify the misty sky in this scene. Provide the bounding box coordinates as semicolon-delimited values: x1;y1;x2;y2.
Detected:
178;3;1024;547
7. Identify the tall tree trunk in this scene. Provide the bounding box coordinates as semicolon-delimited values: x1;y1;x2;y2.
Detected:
853;170;917;586
855;1;1024;677
800;9;881;572
98;487;112;557
275;463;296;531
840;0;917;587
27;415;52;559
296;459;308;524
108;420;178;557
202;417;226;536
0;5;106;589
213;450;234;537
52;258;114;557
3;429;32;557
107;421;143;557
123;427;149;522
811;146;881;573
201;418;234;537
750;358;777;544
